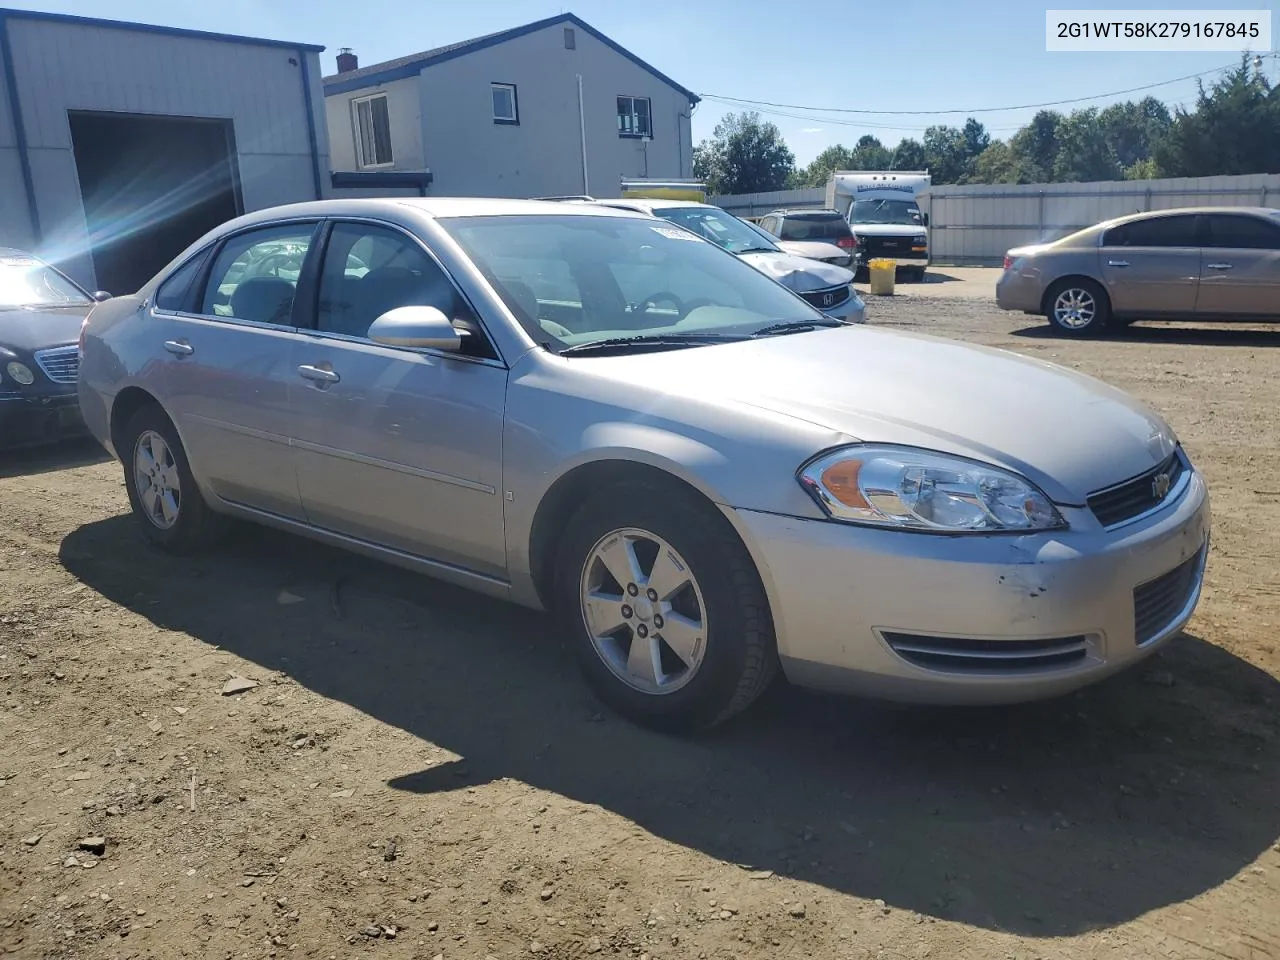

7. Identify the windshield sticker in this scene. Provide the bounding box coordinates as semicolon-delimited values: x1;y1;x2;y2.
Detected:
651;226;704;242
0;257;36;266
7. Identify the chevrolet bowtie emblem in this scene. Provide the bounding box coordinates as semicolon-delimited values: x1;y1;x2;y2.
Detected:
1152;472;1172;499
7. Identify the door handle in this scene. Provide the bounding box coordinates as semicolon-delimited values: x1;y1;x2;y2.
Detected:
1206;262;1233;270
1107;260;1130;267
163;339;193;356
297;364;340;384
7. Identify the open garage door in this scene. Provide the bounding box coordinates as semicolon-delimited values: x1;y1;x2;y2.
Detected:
69;112;243;295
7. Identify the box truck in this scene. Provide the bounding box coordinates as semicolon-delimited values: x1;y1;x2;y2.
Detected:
830;171;931;281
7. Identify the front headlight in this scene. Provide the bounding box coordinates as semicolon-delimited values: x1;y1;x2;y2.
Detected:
5;361;34;385
798;445;1065;533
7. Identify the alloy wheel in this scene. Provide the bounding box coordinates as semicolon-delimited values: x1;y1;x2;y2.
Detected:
133;429;181;530
579;527;708;695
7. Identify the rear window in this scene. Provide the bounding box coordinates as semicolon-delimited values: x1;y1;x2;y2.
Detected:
779;215;853;242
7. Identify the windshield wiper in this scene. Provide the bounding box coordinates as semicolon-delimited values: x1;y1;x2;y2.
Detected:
558;333;747;356
751;318;846;338
737;245;778;254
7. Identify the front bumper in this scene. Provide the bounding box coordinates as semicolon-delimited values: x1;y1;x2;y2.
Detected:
828;295;867;324
735;469;1209;705
0;392;86;449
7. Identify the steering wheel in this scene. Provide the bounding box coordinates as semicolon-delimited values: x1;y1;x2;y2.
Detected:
633;291;687;319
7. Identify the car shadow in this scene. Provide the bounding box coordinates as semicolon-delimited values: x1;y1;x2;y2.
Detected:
60;516;1280;937
1012;322;1280;347
0;436;109;479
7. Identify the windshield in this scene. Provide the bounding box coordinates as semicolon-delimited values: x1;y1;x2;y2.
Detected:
439;214;826;352
849;199;923;226
0;255;91;307
648;206;777;254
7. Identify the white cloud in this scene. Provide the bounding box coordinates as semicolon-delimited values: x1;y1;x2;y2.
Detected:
801;127;823;134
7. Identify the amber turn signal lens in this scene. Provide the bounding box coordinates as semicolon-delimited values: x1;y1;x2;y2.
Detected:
820;460;869;508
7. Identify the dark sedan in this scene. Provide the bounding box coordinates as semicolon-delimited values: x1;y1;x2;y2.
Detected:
0;249;108;448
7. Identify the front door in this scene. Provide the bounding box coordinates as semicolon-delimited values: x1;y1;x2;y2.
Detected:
158;221;319;521
1195;213;1280;318
289;220;508;578
1098;212;1202;316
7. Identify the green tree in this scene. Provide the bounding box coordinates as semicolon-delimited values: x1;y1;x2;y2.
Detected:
971;141;1024;183
922;124;970;183
849;134;893;170
1098;96;1172;169
794;143;853;187
1007;110;1063;182
1155;58;1280;177
693;111;796;195
1052;108;1122;182
962;118;991;160
890;137;927;170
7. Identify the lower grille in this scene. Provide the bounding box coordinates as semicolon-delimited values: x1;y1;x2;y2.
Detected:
1088;449;1187;528
1134;546;1205;645
34;345;80;385
883;632;1091;673
799;284;851;310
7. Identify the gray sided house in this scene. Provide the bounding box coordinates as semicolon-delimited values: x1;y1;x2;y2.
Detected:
0;8;329;294
323;13;698;199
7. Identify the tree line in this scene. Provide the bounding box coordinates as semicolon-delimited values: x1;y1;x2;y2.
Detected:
693;59;1280;196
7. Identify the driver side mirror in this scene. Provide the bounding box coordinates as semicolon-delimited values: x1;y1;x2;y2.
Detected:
368;305;462;352
92;290;112;302
921;213;930;227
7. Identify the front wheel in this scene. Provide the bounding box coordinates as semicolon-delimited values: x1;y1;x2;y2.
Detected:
554;484;778;733
1046;279;1111;336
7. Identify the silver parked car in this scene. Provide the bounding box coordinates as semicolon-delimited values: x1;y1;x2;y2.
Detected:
740;216;857;270
591;199;866;324
997;206;1280;335
79;199;1210;732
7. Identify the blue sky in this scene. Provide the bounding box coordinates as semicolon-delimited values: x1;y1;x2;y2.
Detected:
13;0;1279;165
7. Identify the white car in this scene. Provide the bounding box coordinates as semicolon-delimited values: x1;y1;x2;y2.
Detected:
593;199;865;324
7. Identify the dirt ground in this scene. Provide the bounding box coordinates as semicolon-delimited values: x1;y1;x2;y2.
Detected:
2;294;1279;960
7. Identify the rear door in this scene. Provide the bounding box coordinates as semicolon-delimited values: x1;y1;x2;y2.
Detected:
157;221;320;520
1196;213;1280;318
1098;213;1202;316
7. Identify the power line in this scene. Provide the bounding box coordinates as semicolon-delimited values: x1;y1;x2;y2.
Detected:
698;96;1028;134
698;60;1244;117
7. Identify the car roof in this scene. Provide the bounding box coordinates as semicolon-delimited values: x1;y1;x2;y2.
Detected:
595;198;713;214
1097;205;1280;229
771;208;844;217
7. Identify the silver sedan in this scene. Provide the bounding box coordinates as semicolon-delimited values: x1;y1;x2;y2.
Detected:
78;198;1210;732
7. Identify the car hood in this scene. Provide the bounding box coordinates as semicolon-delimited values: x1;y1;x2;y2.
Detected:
583;325;1176;504
0;305;91;354
850;223;927;239
738;250;853;291
775;239;848;260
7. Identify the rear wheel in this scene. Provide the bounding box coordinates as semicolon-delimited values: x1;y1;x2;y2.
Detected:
1046;278;1111;336
906;267;927;283
120;405;222;551
554;483;778;733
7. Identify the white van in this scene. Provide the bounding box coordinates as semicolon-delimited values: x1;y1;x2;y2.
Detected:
831;172;931;281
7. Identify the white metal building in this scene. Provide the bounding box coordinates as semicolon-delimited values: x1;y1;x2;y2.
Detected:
0;8;331;294
323;13;699;199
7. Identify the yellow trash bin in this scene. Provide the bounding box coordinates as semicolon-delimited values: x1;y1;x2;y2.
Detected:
868;258;896;296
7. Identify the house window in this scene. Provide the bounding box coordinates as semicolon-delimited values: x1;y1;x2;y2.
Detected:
564;26;576;49
617;96;651;138
491;83;519;125
352;94;393;168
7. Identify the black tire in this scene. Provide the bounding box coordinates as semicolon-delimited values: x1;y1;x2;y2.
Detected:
554;482;778;733
119;404;223;552
1045;277;1111;336
907;268;927;283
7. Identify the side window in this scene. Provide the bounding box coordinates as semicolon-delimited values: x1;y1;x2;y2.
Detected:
316;222;489;356
154;248;211;312
760;217;777;235
201;224;315;324
1104;215;1199;248
1205;214;1280;250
